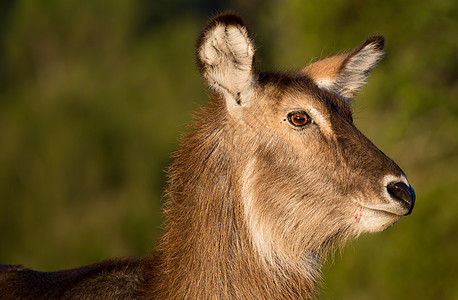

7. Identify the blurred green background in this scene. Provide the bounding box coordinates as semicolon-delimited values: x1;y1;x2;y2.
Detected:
0;0;456;299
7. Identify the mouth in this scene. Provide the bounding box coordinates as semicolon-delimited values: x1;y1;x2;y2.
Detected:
357;202;410;216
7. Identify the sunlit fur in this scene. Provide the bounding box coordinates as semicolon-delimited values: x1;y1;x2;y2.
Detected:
0;13;413;300
148;13;412;299
302;36;384;100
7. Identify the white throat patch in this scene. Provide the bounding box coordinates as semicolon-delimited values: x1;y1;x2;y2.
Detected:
241;158;275;262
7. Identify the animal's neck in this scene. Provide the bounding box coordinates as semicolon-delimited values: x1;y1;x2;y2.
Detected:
146;104;321;299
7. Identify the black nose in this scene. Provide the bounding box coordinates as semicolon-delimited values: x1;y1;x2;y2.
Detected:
387;182;415;215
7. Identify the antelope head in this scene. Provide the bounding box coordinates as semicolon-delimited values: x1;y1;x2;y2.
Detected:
195;13;415;267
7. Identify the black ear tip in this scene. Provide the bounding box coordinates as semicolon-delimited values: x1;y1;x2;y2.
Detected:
214;12;245;26
206;12;246;29
364;35;385;50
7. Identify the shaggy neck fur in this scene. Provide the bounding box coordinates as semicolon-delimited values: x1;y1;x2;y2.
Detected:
145;97;325;299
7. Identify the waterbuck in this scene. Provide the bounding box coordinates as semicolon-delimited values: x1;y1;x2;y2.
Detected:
0;13;415;299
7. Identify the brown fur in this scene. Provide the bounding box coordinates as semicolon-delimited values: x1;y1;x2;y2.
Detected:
0;259;146;299
0;13;414;299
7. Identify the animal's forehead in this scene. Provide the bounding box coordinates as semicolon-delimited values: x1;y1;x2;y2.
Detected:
258;72;353;122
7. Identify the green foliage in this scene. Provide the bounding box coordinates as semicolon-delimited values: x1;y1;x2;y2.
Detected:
0;0;456;298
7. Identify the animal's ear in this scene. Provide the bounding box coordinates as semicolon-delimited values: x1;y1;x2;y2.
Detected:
302;36;384;100
196;13;256;112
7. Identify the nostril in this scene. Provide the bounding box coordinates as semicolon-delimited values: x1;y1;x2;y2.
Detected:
387;182;416;215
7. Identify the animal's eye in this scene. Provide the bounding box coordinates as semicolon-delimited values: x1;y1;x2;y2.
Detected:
288;111;310;127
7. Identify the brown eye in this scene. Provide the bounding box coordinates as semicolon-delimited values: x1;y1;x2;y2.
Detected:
288;111;310;127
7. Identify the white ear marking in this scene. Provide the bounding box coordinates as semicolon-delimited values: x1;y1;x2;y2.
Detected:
315;78;334;90
303;36;384;100
333;42;384;99
196;15;256;114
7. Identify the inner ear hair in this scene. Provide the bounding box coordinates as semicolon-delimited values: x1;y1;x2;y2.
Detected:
196;13;256;108
302;35;385;100
334;36;384;99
